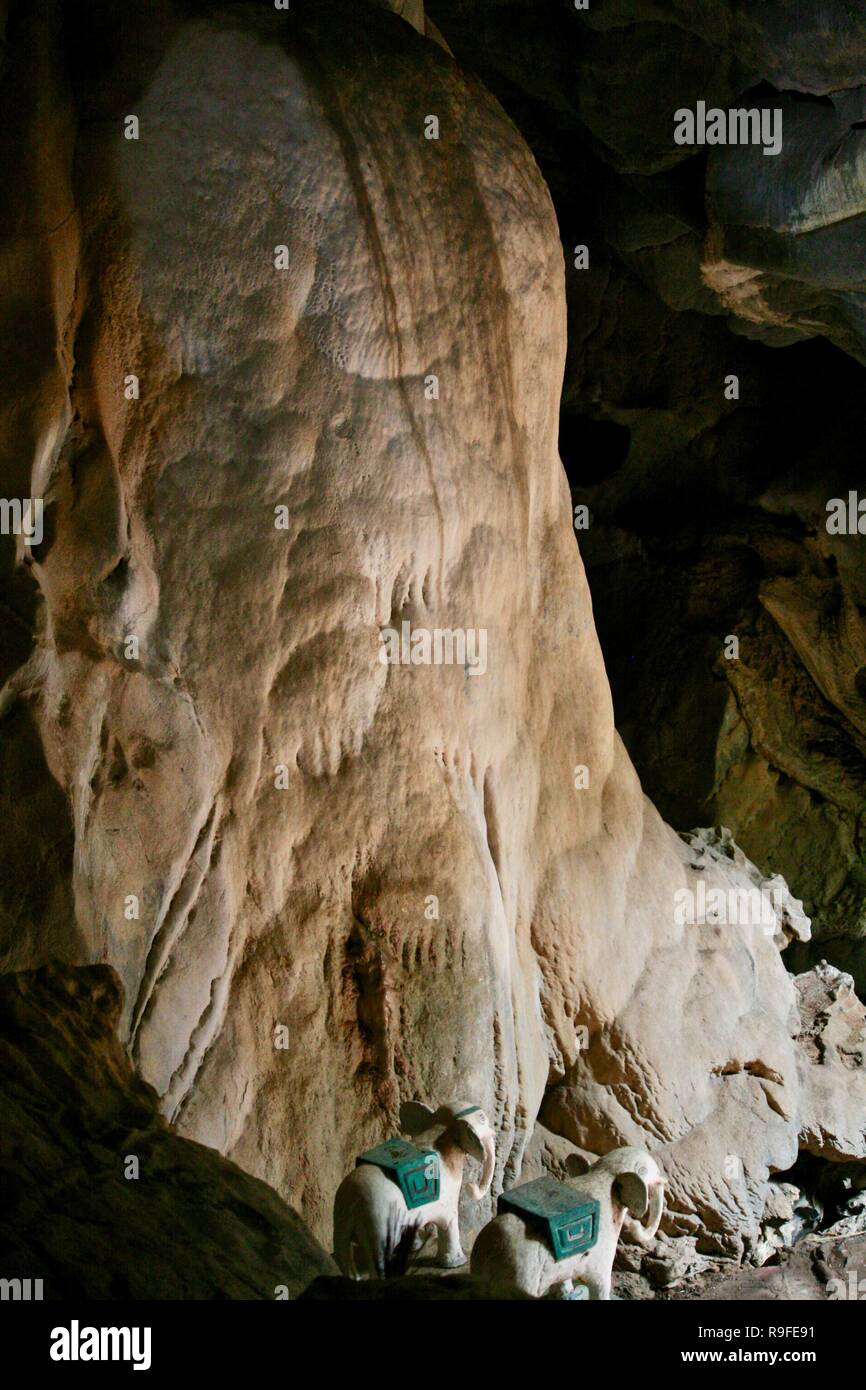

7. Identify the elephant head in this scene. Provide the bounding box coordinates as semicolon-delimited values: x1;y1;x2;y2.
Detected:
400;1099;496;1200
567;1145;665;1246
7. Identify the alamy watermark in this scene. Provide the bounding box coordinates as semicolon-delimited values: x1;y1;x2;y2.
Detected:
0;497;43;547
0;1276;43;1300
378;620;487;676
827;1270;865;1300
826;492;866;535
674;879;786;928
674;101;782;157
50;1321;151;1371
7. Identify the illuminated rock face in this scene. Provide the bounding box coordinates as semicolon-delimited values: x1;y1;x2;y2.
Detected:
1;0;863;1256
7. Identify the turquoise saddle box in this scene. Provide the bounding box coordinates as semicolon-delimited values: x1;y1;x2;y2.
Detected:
498;1176;600;1261
356;1138;440;1209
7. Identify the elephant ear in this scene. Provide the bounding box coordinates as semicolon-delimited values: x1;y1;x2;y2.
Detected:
616;1171;650;1220
454;1116;485;1161
564;1152;591;1178
400;1101;436;1136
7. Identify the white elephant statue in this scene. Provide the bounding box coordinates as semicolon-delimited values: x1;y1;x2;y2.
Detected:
333;1099;496;1279
471;1146;664;1300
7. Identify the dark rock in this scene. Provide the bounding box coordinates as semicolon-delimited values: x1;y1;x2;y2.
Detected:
428;0;866;991
0;961;335;1299
300;1272;529;1299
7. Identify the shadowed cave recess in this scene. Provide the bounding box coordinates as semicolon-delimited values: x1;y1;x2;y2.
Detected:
1;0;866;1307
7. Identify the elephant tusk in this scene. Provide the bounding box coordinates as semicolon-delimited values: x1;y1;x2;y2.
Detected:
621;1181;664;1247
638;1183;664;1244
467;1129;496;1200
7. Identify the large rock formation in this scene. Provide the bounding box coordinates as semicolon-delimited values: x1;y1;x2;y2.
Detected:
0;0;863;1269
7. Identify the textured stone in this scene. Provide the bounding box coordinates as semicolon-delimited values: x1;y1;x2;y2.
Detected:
795;961;866;1161
692;1231;866;1301
680;826;811;949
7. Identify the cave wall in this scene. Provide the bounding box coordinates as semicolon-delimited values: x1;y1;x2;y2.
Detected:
0;0;864;1262
428;0;866;994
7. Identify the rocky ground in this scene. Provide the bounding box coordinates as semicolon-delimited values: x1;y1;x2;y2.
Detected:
2;959;863;1299
613;1231;866;1301
299;1231;866;1300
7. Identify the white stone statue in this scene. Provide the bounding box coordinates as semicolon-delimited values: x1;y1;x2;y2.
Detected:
333;1100;495;1278
471;1146;664;1299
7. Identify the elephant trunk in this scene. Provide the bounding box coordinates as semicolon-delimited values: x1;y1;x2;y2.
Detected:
466;1128;496;1200
625;1182;664;1247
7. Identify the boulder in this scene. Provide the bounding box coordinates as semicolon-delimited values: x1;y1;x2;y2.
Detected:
0;961;334;1298
795;961;866;1161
